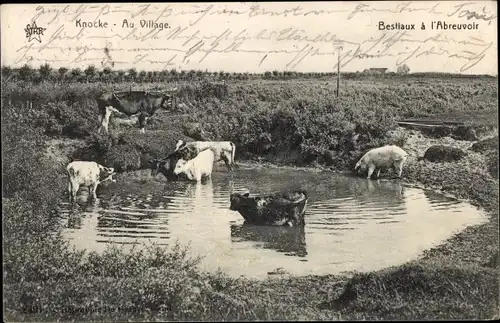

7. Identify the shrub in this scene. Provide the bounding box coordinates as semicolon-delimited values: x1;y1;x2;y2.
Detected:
3;101;73;282
72;134;113;165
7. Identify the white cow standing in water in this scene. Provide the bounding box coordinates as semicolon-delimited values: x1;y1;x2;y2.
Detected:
173;149;215;182
175;140;236;172
66;161;116;204
355;145;408;179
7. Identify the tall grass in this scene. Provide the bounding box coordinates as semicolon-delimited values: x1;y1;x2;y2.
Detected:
329;262;498;320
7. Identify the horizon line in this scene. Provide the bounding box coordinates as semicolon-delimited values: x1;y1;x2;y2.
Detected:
1;64;497;77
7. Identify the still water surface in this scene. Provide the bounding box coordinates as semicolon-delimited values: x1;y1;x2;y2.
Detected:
60;166;487;279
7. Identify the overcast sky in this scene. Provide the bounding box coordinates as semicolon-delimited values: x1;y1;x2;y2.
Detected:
1;2;497;74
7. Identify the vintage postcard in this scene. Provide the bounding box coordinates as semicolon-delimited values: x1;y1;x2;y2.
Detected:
1;1;498;321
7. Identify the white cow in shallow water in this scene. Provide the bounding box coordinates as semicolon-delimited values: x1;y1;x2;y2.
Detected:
355;145;408;179
175;140;236;171
173;149;215;182
66;161;115;204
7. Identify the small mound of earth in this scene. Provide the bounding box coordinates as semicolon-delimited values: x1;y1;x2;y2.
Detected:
411;124;478;141
422;145;467;163
469;136;499;153
389;127;493;179
395;128;475;156
450;126;479;141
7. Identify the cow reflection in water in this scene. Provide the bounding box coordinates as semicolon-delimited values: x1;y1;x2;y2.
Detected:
163;179;214;219
66;198;102;230
230;224;307;257
64;203;102;248
67;213;84;229
182;180;214;211
365;179;405;197
346;177;405;202
67;189;102;208
95;192;169;241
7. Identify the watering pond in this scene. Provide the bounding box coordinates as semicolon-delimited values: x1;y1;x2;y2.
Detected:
60;166;487;279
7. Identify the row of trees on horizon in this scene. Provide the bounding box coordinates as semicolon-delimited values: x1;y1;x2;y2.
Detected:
0;63;492;84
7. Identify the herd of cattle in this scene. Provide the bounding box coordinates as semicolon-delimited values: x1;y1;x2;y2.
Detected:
66;89;410;227
66;140;408;227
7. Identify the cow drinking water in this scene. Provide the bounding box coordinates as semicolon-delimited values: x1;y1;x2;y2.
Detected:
354;145;408;179
96;90;174;134
149;150;185;181
66;161;115;204
173;149;215;182
175;140;236;172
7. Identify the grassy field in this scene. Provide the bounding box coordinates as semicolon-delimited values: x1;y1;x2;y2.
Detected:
2;75;499;321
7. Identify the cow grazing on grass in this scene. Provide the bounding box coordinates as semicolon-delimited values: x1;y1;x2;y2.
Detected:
355;145;408;179
229;190;308;227
175;140;236;171
66;161;115;204
96;90;174;134
173;149;215;182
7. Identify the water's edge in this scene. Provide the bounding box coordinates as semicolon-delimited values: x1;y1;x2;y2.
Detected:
60;164;489;280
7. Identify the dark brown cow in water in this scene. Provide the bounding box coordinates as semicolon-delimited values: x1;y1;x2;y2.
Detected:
148;150;189;181
96;90;174;134
229;190;308;227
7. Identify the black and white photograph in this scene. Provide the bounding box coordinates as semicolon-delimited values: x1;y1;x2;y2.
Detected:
1;1;498;321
